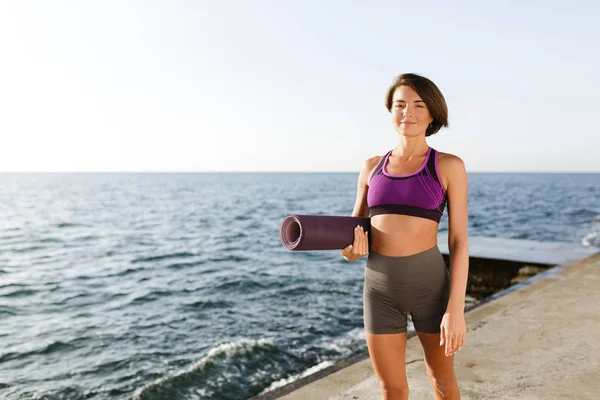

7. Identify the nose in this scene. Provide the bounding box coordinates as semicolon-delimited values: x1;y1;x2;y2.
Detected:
401;104;411;117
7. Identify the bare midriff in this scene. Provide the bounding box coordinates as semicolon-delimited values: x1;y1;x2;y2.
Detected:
369;214;439;257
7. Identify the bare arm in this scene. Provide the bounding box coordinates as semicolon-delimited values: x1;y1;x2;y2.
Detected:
443;155;470;312
350;156;381;218
341;156;380;261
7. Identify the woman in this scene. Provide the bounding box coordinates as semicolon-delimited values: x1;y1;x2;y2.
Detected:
341;73;469;400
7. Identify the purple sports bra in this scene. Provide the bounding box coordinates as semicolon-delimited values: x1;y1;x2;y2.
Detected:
367;147;447;222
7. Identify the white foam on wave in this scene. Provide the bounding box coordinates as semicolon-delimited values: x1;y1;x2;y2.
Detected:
581;231;599;247
201;337;274;360
259;359;336;395
132;338;274;399
319;327;366;355
258;327;371;396
580;216;600;247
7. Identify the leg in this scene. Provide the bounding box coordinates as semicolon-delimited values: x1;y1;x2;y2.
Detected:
363;269;410;400
408;247;459;398
416;330;460;400
366;331;409;400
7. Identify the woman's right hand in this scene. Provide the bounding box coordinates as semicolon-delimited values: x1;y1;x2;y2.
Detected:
341;225;369;262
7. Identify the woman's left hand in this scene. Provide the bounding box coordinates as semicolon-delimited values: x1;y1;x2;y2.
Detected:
439;310;466;357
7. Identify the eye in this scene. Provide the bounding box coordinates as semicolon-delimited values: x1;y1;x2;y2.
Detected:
417;105;424;108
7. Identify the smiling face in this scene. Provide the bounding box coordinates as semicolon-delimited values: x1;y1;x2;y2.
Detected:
391;85;433;138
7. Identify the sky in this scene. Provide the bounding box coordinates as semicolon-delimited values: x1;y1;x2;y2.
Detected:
1;1;599;173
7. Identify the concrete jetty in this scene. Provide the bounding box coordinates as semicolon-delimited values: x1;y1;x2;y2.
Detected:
256;237;600;400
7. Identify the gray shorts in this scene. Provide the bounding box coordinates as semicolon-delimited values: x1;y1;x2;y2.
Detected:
363;245;450;334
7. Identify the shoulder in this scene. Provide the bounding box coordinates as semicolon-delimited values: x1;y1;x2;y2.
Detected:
363;154;384;170
358;153;386;186
437;151;465;169
435;151;467;189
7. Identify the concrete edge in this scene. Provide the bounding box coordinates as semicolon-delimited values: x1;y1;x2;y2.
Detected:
251;250;600;400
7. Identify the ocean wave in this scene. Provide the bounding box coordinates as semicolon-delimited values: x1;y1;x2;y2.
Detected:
107;266;149;277
179;299;234;310
56;222;90;229
71;235;99;242
207;254;250;263
11;245;47;254
316;327;366;357
129;290;175;305
166;261;206;270
0;283;26;290
277;285;311;296
258;359;335;395
581;216;600;247
12;385;96;400
567;208;598;219
0;305;19;317
132;338;279;400
0;288;38;298
213;278;266;292
38;237;64;243
0;233;23;240
55;292;100;308
132;252;196;264
581;232;599;247
0;340;79;364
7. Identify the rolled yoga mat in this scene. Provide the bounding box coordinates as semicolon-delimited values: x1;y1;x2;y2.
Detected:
280;214;371;251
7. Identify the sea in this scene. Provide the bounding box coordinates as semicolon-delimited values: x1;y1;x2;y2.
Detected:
1;172;599;400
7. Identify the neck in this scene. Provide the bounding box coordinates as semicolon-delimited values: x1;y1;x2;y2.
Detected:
393;136;429;160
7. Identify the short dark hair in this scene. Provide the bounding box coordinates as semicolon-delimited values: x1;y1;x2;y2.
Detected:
384;73;449;136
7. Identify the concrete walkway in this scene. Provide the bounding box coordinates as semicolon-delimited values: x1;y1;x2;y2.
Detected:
279;250;600;400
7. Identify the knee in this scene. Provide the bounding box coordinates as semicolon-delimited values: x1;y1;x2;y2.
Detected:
426;371;456;394
379;382;409;400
